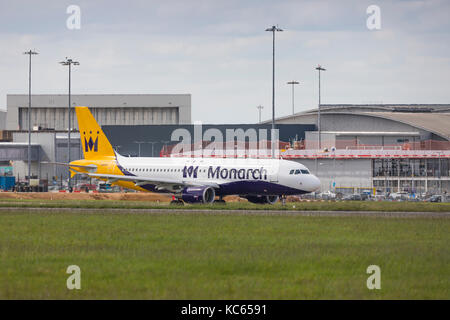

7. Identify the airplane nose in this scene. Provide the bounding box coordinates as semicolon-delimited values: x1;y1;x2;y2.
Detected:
309;175;321;192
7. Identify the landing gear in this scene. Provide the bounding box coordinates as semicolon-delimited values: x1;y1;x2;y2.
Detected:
214;196;226;205
170;199;184;205
213;196;226;205
170;195;184;205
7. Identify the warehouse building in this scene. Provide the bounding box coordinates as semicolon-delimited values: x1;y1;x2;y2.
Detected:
2;94;191;184
6;94;191;130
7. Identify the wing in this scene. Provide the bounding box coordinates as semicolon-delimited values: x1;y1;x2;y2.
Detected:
86;173;219;193
41;162;97;170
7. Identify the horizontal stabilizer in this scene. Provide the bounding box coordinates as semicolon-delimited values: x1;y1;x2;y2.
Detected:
41;161;97;169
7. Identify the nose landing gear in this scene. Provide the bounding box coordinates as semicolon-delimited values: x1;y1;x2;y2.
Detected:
281;195;287;206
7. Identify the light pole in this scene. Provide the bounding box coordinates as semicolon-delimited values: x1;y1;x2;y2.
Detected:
60;58;79;190
256;105;264;123
23;50;38;184
134;141;146;157
147;142;158;157
315;65;326;150
438;151;442;194
287;81;299;115
266;25;283;158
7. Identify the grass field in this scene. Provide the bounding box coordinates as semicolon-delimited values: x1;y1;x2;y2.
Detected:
0;209;448;299
0;197;450;212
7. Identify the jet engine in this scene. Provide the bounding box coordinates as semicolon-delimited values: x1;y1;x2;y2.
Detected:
245;195;279;204
181;186;216;204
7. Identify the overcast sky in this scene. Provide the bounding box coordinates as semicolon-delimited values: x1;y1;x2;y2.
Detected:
1;0;449;123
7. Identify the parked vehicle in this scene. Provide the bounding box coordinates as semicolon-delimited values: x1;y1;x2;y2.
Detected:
318;191;337;200
427;195;449;203
389;192;409;201
75;183;96;192
342;194;362;201
98;183;113;193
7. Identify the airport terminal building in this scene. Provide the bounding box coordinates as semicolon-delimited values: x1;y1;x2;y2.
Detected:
269;104;450;195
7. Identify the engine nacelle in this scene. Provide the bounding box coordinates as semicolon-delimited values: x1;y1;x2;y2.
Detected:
182;186;216;204
245;195;279;204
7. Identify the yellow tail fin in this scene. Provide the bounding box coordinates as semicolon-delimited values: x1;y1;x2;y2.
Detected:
75;106;115;160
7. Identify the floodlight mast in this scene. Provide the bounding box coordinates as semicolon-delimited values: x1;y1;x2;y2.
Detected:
59;58;79;191
23;50;38;185
256;105;264;123
315;65;326;150
265;25;283;158
287;81;300;115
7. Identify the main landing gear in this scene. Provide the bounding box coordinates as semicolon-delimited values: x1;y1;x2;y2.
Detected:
214;196;226;205
170;195;184;206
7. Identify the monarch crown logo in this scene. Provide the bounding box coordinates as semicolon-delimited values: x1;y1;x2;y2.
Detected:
84;131;99;152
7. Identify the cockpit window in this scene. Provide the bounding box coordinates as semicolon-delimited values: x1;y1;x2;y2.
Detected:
294;169;301;174
301;169;310;174
289;169;294;175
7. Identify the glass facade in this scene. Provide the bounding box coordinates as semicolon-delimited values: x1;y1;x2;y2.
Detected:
373;159;449;177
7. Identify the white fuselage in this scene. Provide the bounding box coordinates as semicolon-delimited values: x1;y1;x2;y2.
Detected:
116;154;320;195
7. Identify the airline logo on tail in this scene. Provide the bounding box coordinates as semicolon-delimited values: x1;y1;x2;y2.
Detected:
84;131;99;152
75;106;115;160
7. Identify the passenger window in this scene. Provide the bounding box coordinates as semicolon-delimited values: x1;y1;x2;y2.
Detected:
295;169;301;175
289;169;294;175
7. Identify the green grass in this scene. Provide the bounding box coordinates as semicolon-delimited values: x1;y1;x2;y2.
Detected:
0;197;450;212
0;210;448;299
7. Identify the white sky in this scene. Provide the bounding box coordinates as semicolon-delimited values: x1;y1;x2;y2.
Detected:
1;0;449;123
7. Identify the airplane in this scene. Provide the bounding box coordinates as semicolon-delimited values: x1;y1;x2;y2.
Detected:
58;106;320;205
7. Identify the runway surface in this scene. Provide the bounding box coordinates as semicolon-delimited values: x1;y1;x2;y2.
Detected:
0;206;448;218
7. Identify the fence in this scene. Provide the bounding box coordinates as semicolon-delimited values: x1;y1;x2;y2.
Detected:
159;139;450;159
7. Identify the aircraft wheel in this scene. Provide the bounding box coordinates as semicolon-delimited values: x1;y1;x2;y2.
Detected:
170;199;184;206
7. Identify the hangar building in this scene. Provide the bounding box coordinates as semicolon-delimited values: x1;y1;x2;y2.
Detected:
2;94;191;183
269;104;450;195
